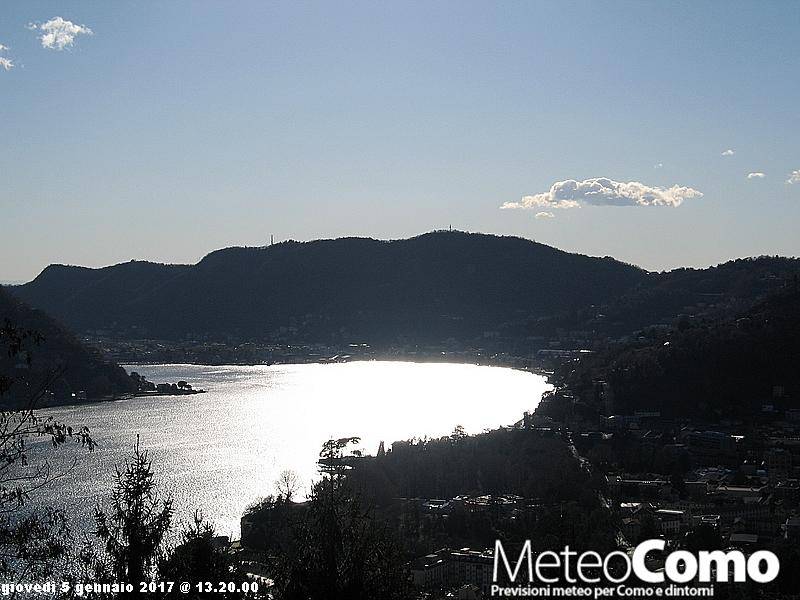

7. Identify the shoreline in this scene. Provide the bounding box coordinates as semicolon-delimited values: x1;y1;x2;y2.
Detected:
28;385;207;412
120;355;553;379
33;357;551;413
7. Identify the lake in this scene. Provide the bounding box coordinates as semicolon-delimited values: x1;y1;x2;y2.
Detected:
31;361;550;538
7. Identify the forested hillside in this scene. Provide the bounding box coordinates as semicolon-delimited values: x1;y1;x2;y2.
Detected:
13;231;647;343
0;286;135;407
559;287;800;419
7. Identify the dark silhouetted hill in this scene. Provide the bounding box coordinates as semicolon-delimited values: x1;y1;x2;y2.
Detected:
12;232;647;343
560;287;800;419
522;256;800;340
0;286;136;407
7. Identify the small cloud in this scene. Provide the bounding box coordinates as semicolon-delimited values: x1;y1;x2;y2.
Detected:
721;149;735;156
747;172;765;179
535;211;555;219
0;44;12;71
787;170;800;185
654;163;663;169
29;17;93;50
501;177;703;212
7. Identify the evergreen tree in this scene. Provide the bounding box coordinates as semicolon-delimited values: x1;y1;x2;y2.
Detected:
81;437;173;595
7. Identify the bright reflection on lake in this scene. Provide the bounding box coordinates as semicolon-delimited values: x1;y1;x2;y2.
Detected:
33;361;550;537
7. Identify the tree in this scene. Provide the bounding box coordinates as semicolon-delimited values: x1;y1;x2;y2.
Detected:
272;479;411;600
450;425;467;443
159;511;251;599
241;495;297;553
318;437;361;478
268;441;412;600
82;437;173;592
0;319;94;582
275;470;301;501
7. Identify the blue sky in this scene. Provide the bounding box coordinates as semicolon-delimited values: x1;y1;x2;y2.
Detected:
1;1;799;282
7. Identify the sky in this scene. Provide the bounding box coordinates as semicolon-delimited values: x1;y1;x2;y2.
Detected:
1;1;799;282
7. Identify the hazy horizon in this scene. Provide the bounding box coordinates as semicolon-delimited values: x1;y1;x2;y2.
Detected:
2;2;799;281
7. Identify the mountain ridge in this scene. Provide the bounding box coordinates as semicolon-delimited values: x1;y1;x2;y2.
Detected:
12;231;648;343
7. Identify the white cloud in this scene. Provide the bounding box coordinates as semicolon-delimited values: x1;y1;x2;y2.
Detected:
502;190;580;210
721;149;735;156
0;44;12;71
787;170;800;185
29;17;93;50
501;177;703;212
535;211;555;219
654;163;663;169
747;172;765;179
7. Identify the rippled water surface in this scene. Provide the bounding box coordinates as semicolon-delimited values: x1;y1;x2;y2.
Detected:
31;361;550;537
